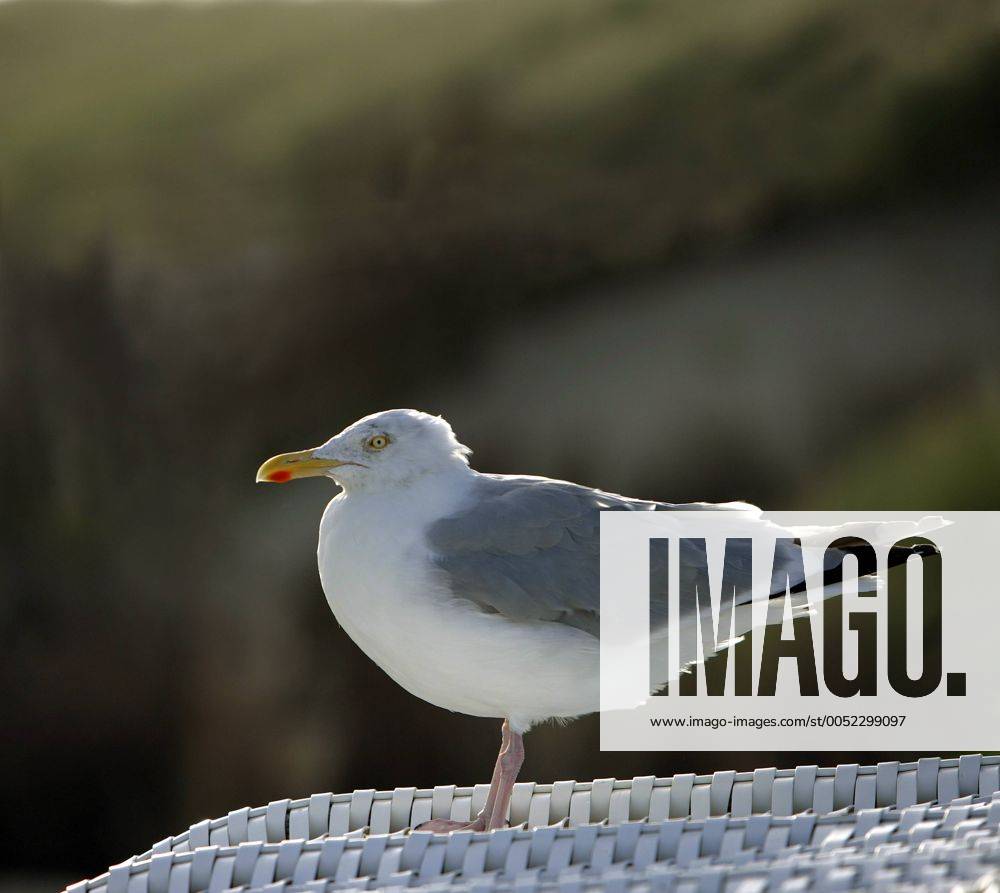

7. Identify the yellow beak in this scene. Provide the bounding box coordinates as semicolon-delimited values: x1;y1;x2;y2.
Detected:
256;448;345;483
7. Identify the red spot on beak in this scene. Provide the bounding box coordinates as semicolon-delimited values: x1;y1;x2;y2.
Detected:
268;470;293;483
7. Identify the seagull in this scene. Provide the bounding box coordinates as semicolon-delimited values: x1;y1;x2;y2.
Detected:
256;409;937;833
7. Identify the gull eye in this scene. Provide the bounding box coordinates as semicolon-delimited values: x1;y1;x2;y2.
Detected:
367;433;390;450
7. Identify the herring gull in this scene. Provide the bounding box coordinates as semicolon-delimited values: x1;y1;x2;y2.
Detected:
256;409;933;833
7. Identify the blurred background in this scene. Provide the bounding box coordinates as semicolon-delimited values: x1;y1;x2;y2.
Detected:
2;0;999;887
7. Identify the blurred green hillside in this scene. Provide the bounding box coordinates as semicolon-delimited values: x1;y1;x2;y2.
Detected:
2;0;998;277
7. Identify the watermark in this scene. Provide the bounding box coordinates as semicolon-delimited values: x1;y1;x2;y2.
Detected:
599;510;999;750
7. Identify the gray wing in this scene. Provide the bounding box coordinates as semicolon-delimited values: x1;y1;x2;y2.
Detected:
426;474;758;639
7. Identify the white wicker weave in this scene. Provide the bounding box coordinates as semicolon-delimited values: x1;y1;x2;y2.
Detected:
65;755;1000;893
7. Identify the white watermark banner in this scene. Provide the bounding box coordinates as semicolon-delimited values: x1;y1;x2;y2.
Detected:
599;510;999;750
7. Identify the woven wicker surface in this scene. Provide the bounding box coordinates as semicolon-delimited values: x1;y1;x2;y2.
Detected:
66;755;1000;893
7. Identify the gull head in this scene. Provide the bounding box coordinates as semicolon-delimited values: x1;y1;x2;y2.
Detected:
256;409;471;492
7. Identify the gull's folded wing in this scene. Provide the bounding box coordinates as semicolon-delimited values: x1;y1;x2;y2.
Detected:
426;474;759;639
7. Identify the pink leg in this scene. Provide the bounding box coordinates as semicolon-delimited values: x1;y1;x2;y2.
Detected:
487;725;524;830
475;720;511;824
416;720;514;833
